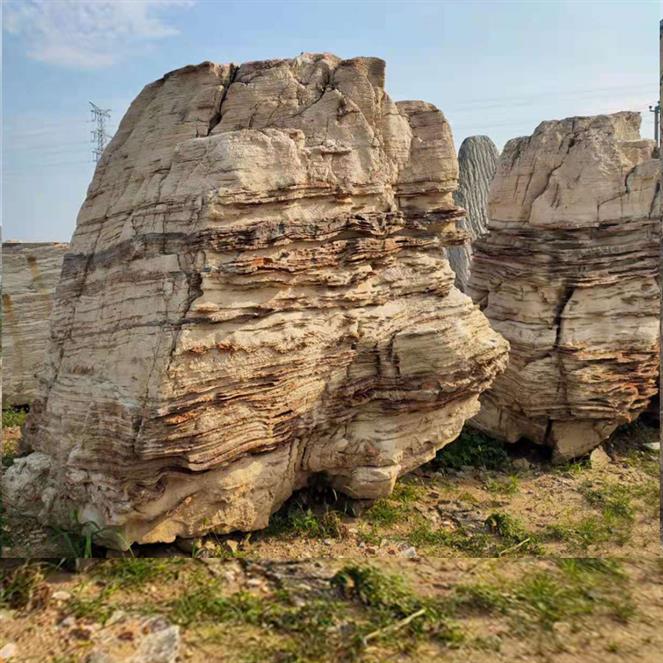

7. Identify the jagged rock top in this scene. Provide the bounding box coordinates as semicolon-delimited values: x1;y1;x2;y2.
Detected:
489;111;656;227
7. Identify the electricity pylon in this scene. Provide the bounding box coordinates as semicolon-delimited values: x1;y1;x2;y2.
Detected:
89;101;111;163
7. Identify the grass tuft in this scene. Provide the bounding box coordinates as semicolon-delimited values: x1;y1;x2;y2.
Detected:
432;428;510;471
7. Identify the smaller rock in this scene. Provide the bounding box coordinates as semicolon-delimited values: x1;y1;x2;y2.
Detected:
130;625;180;663
118;630;136;641
643;441;660;452
106;610;128;626
589;446;611;468
224;540;239;554
0;643;18;660
58;616;77;628
174;538;200;554
70;626;93;640
86;653;116;663
512;458;531;470
400;546;418;559
52;590;71;601
142;617;172;634
323;538;334;546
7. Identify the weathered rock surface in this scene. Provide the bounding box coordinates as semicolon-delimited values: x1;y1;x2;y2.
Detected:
468;112;660;461
5;54;507;547
1;242;69;406
449;136;499;290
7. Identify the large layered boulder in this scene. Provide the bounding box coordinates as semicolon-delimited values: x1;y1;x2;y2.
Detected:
448;136;499;290
468;112;660;461
1;242;69;407
4;54;508;547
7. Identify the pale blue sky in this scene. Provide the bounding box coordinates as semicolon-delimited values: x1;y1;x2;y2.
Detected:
2;0;660;242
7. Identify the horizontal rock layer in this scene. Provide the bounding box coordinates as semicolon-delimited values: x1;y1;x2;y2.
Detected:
448;135;499;290
467;112;660;460
7;54;508;547
1;242;69;406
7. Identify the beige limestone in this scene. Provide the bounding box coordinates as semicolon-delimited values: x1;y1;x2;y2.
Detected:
4;54;508;548
468;112;660;461
1;242;69;406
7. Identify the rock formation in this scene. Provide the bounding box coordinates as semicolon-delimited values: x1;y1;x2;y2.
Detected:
4;54;508;548
1;242;69;406
468;112;660;461
449;136;499;290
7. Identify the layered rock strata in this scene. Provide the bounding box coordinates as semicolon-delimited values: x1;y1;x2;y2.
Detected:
1;242;69;406
468;112;660;461
449;136;499;290
4;54;508;547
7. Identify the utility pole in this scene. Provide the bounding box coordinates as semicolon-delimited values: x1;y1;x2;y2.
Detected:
89;102;111;163
649;101;660;149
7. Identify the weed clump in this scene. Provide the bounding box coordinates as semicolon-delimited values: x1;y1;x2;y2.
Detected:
2;406;28;429
432;428;510;471
0;564;49;611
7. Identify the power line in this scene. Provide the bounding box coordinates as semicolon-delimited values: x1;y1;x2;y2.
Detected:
89;101;111;163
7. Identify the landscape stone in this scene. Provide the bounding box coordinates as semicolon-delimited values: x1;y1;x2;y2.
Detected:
4;54;508;547
467;112;660;461
1;242;69;406
448;135;499;290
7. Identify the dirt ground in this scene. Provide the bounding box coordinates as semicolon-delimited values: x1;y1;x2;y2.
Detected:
1;417;661;661
1;556;662;662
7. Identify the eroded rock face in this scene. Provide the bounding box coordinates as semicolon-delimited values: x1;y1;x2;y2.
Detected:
1;242;69;406
448;136;499;290
468;112;660;461
5;54;507;547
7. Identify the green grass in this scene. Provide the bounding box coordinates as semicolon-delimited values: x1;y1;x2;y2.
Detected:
484;475;520;496
406;521;491;555
48;511;133;557
543;481;638;549
2;406;28;429
432;428;511;472
455;558;634;633
90;558;184;589
0;558;643;661
553;458;590;477
579;482;635;522
264;504;344;540
485;512;543;555
332;565;465;648
405;511;541;557
363;480;423;527
0;564;47;610
67;586;117;624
